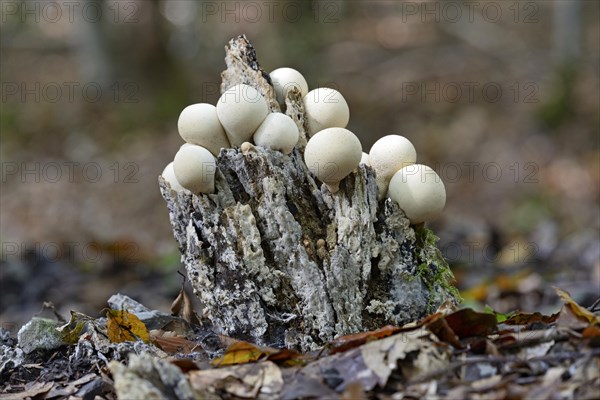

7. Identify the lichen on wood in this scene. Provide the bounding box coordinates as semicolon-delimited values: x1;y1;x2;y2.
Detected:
160;34;459;351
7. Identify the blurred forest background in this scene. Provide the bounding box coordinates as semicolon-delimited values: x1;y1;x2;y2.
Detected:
1;0;598;330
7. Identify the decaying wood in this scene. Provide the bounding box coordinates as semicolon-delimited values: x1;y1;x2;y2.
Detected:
160;35;459;351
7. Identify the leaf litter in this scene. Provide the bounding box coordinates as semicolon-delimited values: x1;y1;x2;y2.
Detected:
0;287;598;399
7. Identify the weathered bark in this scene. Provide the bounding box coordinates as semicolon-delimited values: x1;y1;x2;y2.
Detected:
160;35;459;351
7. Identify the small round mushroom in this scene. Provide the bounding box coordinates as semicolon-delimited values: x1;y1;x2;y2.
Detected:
173;144;217;194
388;164;446;224
161;162;185;192
216;84;269;146
304;127;362;193
369;135;417;199
253;113;299;154
177;103;230;156
270;67;309;107
303;88;350;136
360;152;370;166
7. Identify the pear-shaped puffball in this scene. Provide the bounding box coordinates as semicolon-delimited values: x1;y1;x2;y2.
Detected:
369;135;417;199
178;103;230;156
304;127;362;192
253;113;299;154
360;152;370;166
173;145;216;194
388;164;446;224
303;88;350;136
161;162;185;192
270;67;309;107
217;84;269;146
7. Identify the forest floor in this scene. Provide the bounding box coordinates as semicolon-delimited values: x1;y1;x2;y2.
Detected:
1;285;598;399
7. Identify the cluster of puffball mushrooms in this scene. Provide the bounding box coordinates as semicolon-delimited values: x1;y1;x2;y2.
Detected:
162;67;446;224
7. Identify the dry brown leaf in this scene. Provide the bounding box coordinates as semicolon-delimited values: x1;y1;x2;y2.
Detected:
265;348;304;367
504;311;558;325
169;358;201;373
0;382;54;400
330;325;401;354
425;314;464;349
555;287;600;326
190;361;283;398
151;334;198;354
582;325;600;339
444;308;498;339
171;285;200;326
106;309;150;343
360;332;447;387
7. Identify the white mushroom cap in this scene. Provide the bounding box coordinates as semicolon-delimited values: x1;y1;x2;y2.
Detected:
177;103;230;156
161;162;185;192
216;84;269;146
360;152;370;166
304;127;362;192
173;144;217;194
253;113;299;154
270;67;309;107
369;135;417;199
303;88;350;137
388;164;446;224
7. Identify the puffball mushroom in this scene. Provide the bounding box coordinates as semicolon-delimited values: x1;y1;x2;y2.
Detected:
173;144;217;194
388;164;446;224
303;88;350;136
253;113;299;154
270;67;309;107
216;84;269;146
369;135;417;199
177;103;230;156
304;127;362;193
161;162;185;192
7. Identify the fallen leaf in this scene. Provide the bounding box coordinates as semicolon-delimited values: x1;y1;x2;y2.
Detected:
211;341;303;367
0;382;54;400
106;309;150;343
330;325;401;354
582;325;600;339
556;305;590;330
190;361;283;398
57;311;95;344
170;358;201;373
444;308;497;339
425;314;464;349
152;334;199;354
171;285;200;326
555;287;600;326
266;348;305;366
211;341;269;366
504;311;558;326
484;305;513;323
360;332;445;387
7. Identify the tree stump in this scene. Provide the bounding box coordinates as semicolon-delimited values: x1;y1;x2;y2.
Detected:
159;35;459;351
